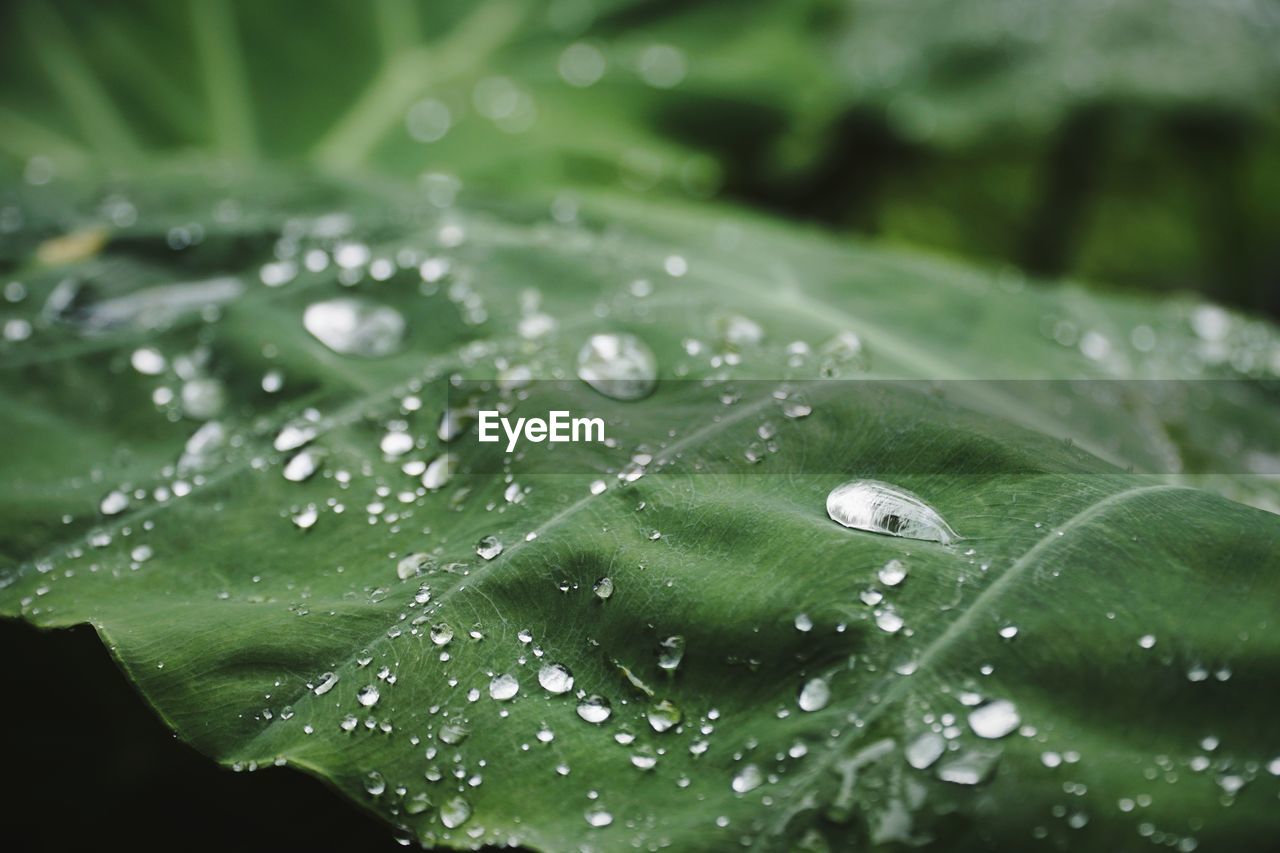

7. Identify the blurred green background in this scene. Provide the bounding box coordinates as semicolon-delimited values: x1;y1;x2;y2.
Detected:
2;0;1278;315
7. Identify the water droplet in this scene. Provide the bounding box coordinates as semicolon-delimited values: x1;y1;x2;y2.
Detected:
440;796;472;829
405;792;431;815
826;480;958;544
576;333;657;401
589;479;607;496
798;677;830;712
422;455;456;491
292;505;318;530
303;298;405;357
1138;634;1157;649
585;807;613;828
475;536;503;560
732;764;763;793
364;770;386;796
593;577;614;600
131;347;167;375
357;684;380;707
794;613;813;632
878;559;908;587
430;623;454;646
577;694;612;724
905;732;945;769
100;490;129;516
275;423;316;452
284;449;322;482
999;625;1019;639
313;671;339;695
380;430;414;458
936;748;1001;785
538;663;575;694
397;552;431;580
489;673;519;701
875;609;904;634
439;720;470;744
647;699;682;732
968;700;1020;739
657;636;685;671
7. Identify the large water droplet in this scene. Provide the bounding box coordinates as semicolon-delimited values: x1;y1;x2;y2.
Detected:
905;732;945;769
577;694;612;723
476;536;503;560
657;635;685;671
798;677;830;712
284;449;322;482
440;796;472;829
878;559;908;587
826;480;957;544
303;298;405;357
538;663;575;694
357;684;380;707
968;699;1020;739
100;490;129;516
363;770;386;796
576;333;657;400
936;748;1000;785
731;763;763;793
489;673;519;701
647;699;682;732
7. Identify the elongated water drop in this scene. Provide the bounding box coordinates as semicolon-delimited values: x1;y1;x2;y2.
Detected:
303;298;404;357
826;480;957;544
647;699;682;732
576;332;657;400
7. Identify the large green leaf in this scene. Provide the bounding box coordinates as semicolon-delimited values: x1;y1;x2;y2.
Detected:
2;170;1279;849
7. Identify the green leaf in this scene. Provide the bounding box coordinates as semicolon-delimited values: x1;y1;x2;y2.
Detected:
2;170;1279;849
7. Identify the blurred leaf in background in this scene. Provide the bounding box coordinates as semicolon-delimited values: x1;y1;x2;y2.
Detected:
2;0;1278;314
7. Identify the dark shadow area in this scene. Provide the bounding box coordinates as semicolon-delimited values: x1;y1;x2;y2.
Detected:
1;620;402;852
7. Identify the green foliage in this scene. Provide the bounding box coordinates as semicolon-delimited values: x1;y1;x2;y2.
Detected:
2;171;1280;848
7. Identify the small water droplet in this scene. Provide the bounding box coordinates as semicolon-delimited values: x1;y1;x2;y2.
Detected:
364;770;386;796
593;577;614;600
576;333;657;401
439;720;470;744
905;732;946;769
357;684;380;707
798;677;830;712
657;636;685;671
538;663;575;694
489;673;519;701
647;699;682;732
826;480;958;544
584;807;613;828
878;559;908;587
313;671;339;695
430;623;454;646
422;455;456;491
577;694;612;723
732;763;763;793
476;536;503;560
100;490;129;516
303;298;405;357
936;748;1001;785
968;699;1020;739
284;449;322;482
440;796;472;829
